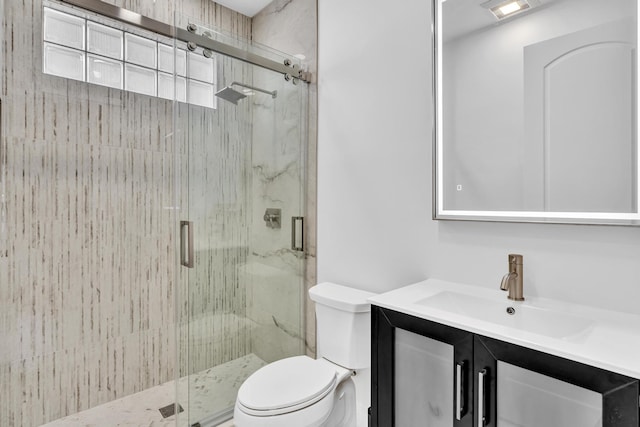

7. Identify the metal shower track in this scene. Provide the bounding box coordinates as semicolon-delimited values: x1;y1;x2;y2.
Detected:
58;0;309;83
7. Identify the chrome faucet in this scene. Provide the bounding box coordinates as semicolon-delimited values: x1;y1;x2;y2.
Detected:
500;254;524;301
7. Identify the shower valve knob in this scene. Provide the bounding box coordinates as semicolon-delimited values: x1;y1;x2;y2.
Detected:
263;208;282;229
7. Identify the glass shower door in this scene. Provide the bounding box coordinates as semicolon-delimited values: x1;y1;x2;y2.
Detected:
173;17;308;427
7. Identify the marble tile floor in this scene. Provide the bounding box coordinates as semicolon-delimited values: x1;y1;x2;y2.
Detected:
40;354;266;427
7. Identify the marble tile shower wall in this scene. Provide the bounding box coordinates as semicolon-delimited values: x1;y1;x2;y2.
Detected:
0;1;252;426
246;72;308;363
253;0;318;358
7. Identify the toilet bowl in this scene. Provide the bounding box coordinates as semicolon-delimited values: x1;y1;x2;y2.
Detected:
234;356;354;427
233;282;375;427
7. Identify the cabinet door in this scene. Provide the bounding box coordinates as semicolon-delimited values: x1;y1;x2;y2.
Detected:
474;335;639;427
372;307;474;427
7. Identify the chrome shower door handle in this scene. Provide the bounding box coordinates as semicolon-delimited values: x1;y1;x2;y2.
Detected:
180;220;194;268
477;369;489;427
291;216;304;252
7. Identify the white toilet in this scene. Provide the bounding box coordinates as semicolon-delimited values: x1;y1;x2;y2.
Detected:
233;282;375;427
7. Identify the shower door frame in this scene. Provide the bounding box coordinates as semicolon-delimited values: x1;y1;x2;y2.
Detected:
57;0;310;83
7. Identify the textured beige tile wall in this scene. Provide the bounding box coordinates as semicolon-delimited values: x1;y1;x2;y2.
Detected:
0;0;253;425
175;78;255;376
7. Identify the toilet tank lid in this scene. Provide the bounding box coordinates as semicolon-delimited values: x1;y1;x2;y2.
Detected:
309;282;376;313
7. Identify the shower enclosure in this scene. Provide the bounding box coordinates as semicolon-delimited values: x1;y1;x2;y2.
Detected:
173;14;309;427
0;0;309;425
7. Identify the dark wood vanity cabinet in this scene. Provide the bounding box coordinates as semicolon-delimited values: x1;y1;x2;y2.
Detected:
371;306;640;427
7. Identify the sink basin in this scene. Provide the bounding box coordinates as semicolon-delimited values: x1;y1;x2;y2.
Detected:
416;291;594;339
368;279;640;378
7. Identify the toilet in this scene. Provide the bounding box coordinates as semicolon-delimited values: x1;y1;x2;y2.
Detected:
233;282;375;427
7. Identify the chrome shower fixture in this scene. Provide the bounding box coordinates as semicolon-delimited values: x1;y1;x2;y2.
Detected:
215;82;277;105
215;86;247;105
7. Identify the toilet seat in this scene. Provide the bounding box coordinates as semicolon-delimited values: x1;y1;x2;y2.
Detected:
237;356;337;417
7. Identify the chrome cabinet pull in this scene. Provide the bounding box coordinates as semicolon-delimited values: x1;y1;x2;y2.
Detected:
455;361;467;421
291;216;304;252
478;369;488;427
180;220;194;268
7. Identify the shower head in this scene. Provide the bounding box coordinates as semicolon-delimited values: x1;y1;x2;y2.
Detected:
215;86;247;105
215;81;277;105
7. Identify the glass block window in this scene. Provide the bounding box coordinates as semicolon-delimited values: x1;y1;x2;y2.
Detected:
42;4;217;109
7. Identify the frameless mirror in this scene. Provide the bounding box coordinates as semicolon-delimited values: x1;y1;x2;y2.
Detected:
434;0;639;225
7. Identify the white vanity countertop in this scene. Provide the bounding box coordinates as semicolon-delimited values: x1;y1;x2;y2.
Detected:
369;279;640;379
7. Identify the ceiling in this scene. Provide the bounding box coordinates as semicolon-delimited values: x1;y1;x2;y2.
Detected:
213;0;274;17
442;0;552;42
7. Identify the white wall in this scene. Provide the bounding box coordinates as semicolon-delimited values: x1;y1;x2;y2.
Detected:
317;0;640;315
317;0;432;294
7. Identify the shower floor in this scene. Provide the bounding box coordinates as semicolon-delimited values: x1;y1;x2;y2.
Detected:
40;353;266;427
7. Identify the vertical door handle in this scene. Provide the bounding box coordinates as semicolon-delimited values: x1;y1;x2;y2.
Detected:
477;368;489;427
291;216;304;252
180;220;194;268
455;361;467;421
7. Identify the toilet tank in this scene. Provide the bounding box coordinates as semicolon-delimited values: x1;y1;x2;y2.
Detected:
309;282;376;370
